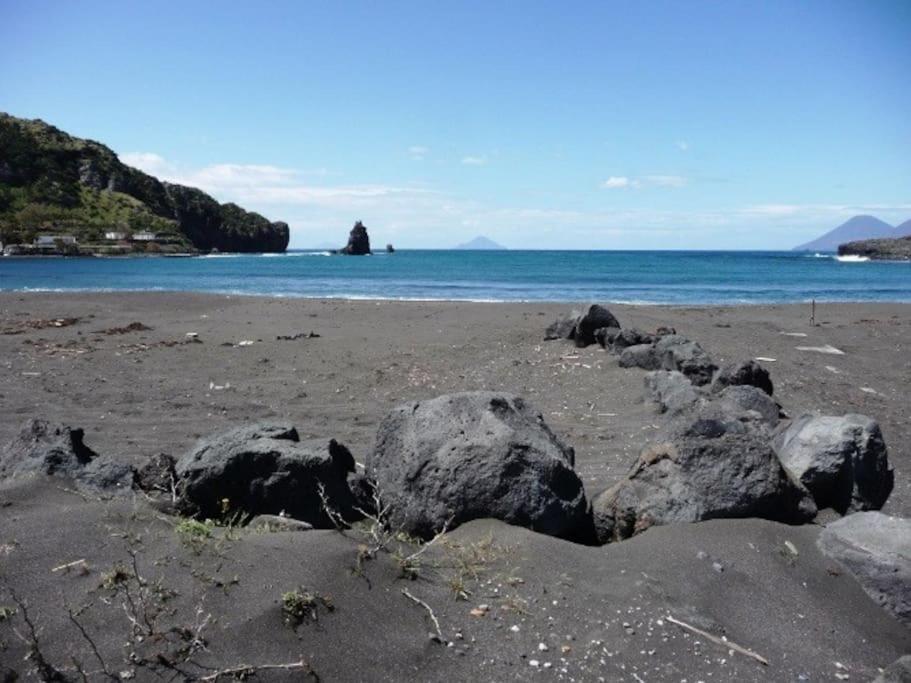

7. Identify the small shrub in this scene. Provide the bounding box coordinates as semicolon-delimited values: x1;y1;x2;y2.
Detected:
281;588;334;627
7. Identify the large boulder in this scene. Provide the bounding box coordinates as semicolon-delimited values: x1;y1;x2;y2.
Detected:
618;343;665;371
592;415;816;543
366;392;591;541
340;220;372;255
773;414;893;513
175;423;357;526
818;512;911;626
711;360;774;396
573;305;620;347
1;419;98;479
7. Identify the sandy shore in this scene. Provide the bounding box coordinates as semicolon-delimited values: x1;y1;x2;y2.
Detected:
1;292;909;680
1;292;909;514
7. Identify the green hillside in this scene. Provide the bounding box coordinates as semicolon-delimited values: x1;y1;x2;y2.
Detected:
0;113;289;253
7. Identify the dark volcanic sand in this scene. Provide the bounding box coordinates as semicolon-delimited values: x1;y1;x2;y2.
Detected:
1;292;909;680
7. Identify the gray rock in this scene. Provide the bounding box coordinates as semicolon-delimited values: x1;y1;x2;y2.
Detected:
773;414;893;512
656;336;717;386
175;423;357;526
76;456;134;491
1;419;98;479
573;305;621;347
716;385;780;426
544;311;580;340
644;371;701;414
593;326;621;349
818;512;911;626
339;220;372;255
367;392;591;541
711;360;774;396
875;655;911;682
592;415;816;543
618;343;665;370
607;328;655;353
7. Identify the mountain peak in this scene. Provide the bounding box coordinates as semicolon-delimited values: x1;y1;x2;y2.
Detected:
454;235;506;250
793;215;894;251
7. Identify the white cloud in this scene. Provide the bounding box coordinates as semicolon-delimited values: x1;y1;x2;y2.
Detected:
461;155;488;166
602;175;687;189
408;146;429;160
119;152;172;176
602;176;632;189
676;141;689;152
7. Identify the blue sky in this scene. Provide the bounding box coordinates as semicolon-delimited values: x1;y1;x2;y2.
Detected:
1;1;909;249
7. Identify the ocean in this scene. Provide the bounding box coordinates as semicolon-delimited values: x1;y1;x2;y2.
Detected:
1;250;909;305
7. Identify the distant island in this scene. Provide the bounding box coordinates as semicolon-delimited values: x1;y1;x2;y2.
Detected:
0;113;289;255
454;235;506;250
839;235;911;261
793;215;906;252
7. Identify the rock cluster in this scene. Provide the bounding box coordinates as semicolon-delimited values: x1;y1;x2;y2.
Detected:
547;303;895;544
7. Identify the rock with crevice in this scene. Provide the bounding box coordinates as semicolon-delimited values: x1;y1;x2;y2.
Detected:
773;414;893;513
592;415;816;543
367;392;592;542
175;423;357;526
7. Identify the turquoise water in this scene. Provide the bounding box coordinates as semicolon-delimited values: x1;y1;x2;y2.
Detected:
1;250;909;304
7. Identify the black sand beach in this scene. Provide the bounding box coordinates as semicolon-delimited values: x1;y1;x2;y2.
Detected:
1;293;909;680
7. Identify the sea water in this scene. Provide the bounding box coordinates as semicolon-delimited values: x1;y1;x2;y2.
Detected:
1;250;909;304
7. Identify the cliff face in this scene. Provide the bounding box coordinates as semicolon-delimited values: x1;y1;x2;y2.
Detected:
0;113;289;253
838;236;911;261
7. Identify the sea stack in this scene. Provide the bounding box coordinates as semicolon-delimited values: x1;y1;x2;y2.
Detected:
340;221;372;255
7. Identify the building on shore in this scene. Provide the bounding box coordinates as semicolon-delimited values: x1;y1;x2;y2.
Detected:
132;231;158;242
104;231;127;241
34;234;78;247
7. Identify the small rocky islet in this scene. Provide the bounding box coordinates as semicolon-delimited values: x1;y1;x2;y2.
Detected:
1;302;907;681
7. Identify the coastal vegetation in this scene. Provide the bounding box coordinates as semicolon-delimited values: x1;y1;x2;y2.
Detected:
0;113;289;254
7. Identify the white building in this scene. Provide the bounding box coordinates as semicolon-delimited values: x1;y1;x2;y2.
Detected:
34;235;77;247
105;231;126;241
132;232;158;242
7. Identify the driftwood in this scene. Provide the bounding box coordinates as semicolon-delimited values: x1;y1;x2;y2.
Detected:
666;614;768;666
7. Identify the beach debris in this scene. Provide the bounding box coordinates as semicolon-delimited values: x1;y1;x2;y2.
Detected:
51;558;89;574
780;332;808;337
209;381;232;391
818;512;911;626
825;365;841;374
0;317;81;335
118;337;202;354
175;423;357;525
796;344;845;355
860;387;878;395
277;331;321;340
784;540;799;557
185;332;199;339
95;322;152;335
773;414;893;512
755;356;777;362
22;338;92;358
402;589;444;643
665;614;768;666
237;340;255;346
367;392;591;541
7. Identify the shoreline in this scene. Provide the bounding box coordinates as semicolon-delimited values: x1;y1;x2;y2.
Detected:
3;288;911;307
